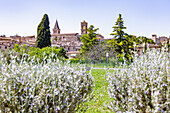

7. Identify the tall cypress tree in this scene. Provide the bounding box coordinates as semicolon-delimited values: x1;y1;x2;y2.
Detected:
36;14;51;48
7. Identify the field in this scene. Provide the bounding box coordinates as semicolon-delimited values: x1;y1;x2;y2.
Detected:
0;47;169;112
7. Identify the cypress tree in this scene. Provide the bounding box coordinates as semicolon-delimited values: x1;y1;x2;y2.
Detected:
36;14;51;48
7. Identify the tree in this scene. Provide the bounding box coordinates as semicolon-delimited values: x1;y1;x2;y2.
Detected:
58;47;68;59
28;46;68;63
137;36;155;44
14;44;21;53
83;41;115;61
80;25;99;54
110;14;126;41
36;14;51;48
109;14;132;60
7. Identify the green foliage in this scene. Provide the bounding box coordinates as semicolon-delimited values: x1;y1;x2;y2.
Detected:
54;37;57;41
167;39;170;52
108;46;170;112
109;14;132;60
1;48;22;64
162;39;170;52
137;36;155;44
27;47;68;62
110;14;126;41
13;44;68;63
21;44;27;54
67;58;80;63
0;52;94;112
36;14;51;48
80;25;99;54
124;34;155;46
81;41;116;62
58;47;68;58
14;44;21;53
109;14;156;61
77;69;113;113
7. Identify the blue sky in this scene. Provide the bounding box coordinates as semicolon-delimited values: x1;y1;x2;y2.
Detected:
0;0;170;38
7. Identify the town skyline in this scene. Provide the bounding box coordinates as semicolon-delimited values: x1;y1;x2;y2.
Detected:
0;0;170;38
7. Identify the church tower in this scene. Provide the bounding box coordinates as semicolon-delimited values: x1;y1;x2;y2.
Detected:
53;20;60;34
81;20;88;35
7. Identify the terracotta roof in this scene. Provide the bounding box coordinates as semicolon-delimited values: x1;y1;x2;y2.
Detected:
52;33;79;36
21;41;35;45
0;41;11;43
66;51;81;55
0;37;12;40
23;36;35;38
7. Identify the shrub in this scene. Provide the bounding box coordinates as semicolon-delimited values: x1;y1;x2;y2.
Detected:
13;44;68;63
69;59;80;63
0;51;94;112
0;48;23;64
107;46;170;112
28;46;68;60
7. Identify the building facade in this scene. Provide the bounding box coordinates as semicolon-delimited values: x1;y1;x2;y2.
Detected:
0;20;105;58
152;34;169;44
0;34;36;50
136;34;170;55
51;20;104;58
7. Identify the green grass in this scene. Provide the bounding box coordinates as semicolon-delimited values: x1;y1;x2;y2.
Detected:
85;63;114;68
77;69;114;113
71;63;116;68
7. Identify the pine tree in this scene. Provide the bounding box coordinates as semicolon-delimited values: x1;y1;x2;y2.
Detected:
36;14;51;48
109;14;132;60
110;14;126;42
80;25;99;54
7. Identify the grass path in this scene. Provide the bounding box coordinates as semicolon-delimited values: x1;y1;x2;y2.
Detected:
77;69;114;113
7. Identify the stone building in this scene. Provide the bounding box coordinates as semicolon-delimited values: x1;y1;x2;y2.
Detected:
136;34;170;55
51;20;104;58
51;20;83;53
0;35;36;50
136;43;161;55
152;34;169;44
0;20;105;58
81;20;88;34
0;36;15;50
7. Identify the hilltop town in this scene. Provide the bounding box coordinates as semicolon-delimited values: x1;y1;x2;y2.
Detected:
0;20;105;57
0;19;169;58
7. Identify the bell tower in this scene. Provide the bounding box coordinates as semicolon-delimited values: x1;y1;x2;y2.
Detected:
81;20;88;35
53;19;60;34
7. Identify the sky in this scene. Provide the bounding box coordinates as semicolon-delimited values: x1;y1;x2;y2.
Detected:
0;0;170;38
